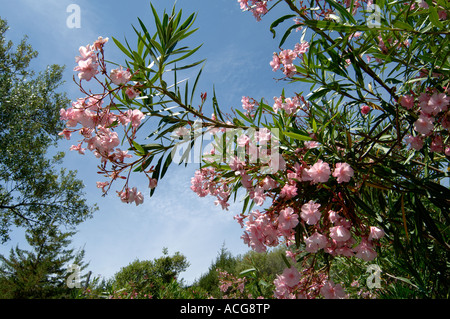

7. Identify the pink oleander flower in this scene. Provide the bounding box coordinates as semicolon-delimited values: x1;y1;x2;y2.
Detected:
405;134;424;150
294;41;309;55
399;94;415;110
273;96;283;113
174;126;189;138
426;92;449;115
250;186;266;206
304;232;328;253
273;275;291;299
332;162;354;183
430;136;443;153
283;63;296;78
96;181;109;193
307;160;331;183
304;141;319;149
110;66;132;86
92;36;109;50
238;0;249;10
368;226;385;241
90;126;120;155
300;200;321;225
237;134;250;147
320;280;346;299
75;44;96;63
262;176;278;190
125;86;140;99
354;238;377;261
360;105;371;115
113;148;132;162
283;97;300;115
229;156;245;172
119;187;144;206
69;143;86;155
241;96;256;113
278;207;299;233
328;210;341;223
270;52;281;71
279;49;296;65
74;57;99;81
280;183;298;199
251;0;269;21
256;127;271;145
130;109;145;128
414;113;434;135
329;225;351;242
58;128;72;140
281;267;301;288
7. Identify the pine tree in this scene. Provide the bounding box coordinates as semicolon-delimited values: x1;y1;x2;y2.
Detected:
0;223;89;298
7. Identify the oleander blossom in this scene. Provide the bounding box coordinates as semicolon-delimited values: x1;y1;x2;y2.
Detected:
306;160;331;183
414;113;434;135
320;280;347;299
354;238;377;261
332;162;354;183
74;44;99;81
278;207;299;236
300;200;322;225
304;232;328;253
329;225;351;242
110;66;132;85
118;187;144;206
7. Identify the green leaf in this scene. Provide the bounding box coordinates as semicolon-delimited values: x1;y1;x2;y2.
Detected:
112;37;134;60
270;14;296;38
281;253;291;268
279;24;301;47
428;6;444;29
393;20;415;31
133;141;146;155
323;0;356;24
239;268;257;276
283;131;312;141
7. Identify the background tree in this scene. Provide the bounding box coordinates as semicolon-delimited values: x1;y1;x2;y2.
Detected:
194;244;239;297
0;17;97;243
0;224;89;298
109;248;190;299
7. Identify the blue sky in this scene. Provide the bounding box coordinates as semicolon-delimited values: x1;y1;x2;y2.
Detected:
0;0;303;285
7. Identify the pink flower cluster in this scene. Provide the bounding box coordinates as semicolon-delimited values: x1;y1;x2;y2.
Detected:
60;38;149;205
273;95;304;115
241;96;259;114
401;89;450;155
273;266;346;299
118;187;144;206
190;167;231;210
270;42;310;77
217;269;250;298
237;0;272;21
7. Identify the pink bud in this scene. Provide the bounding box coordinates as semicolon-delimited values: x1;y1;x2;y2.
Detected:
360;105;371;115
368;226;385;240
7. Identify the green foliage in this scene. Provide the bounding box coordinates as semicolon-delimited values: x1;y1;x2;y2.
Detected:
0;224;89;299
107;248;191;299
0;17;97;243
193;244;239;297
